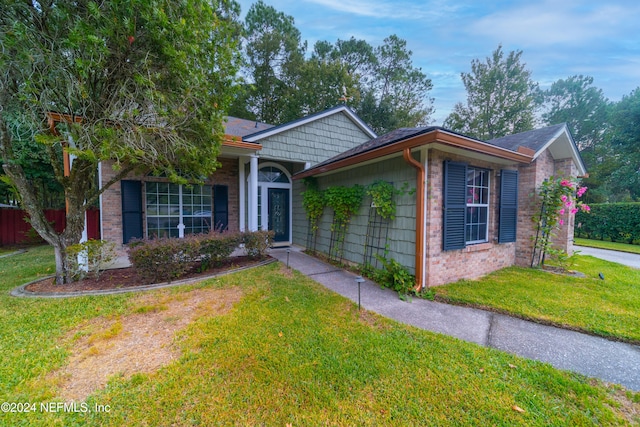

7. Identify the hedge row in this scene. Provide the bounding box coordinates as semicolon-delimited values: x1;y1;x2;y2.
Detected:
127;230;274;285
575;203;640;244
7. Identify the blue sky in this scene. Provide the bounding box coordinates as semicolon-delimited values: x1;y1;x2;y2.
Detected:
235;0;640;125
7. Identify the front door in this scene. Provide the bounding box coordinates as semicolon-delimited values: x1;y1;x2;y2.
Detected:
268;188;289;243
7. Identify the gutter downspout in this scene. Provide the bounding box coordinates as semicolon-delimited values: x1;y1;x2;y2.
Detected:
403;148;425;291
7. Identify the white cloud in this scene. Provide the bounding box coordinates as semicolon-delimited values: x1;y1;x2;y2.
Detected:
469;1;638;47
303;0;460;21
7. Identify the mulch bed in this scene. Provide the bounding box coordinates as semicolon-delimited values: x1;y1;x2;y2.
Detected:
25;256;269;294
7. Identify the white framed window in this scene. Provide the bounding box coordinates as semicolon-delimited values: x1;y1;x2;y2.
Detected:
465;168;489;244
145;182;212;238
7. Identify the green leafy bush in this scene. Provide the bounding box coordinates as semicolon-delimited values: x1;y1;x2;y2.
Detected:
242;230;274;259
324;185;365;229
66;239;116;281
365;180;412;220
197;231;242;270
575;203;640;244
127;237;199;284
128;230;273;284
371;255;415;298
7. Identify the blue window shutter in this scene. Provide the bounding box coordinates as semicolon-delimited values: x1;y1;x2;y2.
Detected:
443;161;467;250
499;169;518;243
213;185;229;231
121;180;143;244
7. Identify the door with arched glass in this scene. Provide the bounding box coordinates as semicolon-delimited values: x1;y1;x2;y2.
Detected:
258;164;291;244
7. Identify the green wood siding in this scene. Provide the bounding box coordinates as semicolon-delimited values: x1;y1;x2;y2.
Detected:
293;155;417;273
258;113;371;165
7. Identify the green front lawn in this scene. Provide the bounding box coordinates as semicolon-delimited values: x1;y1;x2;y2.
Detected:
1;247;638;425
0;246;18;255
435;255;640;343
575;237;640;254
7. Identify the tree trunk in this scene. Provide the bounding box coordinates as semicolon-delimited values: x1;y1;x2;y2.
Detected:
52;241;69;285
1;118;89;284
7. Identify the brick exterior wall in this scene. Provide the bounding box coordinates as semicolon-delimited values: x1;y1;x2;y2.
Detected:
552;158;578;255
425;149;517;287
100;157;239;250
100;161;145;249
304;147;581;288
212;157;240;232
514;151;578;267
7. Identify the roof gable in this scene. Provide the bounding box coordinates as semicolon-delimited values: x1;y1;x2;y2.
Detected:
488;124;586;176
243;105;376;142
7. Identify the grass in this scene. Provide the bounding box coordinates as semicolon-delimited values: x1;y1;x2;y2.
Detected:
0;246;21;255
1;246;638;425
435;255;640;344
575;237;640;255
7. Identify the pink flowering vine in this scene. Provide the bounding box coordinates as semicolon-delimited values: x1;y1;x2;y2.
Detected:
532;176;590;267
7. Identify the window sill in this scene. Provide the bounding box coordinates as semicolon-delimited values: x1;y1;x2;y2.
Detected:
464;242;492;252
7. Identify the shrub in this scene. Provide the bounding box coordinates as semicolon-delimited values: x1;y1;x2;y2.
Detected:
128;230;272;285
242;230;274;259
575;203;640;244
127;237;199;284
66;239;116;281
371;255;415;298
197;231;242;270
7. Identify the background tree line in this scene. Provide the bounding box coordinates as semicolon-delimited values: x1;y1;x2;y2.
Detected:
2;0;638;214
227;0;434;135
226;2;638;204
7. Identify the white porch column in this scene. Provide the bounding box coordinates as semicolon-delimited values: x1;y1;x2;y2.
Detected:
248;155;259;231
98;161;104;240
238;158;246;232
69;150;88;271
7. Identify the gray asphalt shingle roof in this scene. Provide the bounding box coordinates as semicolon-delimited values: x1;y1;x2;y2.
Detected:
303;123;575;175
487;123;567;152
308;126;439;170
224;116;273;137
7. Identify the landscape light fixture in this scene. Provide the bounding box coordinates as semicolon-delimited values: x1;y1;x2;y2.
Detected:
355;276;365;310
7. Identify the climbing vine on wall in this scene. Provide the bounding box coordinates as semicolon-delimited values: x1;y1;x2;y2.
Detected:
302;177;325;251
301;179;415;262
324;185;365;260
366;180;412;220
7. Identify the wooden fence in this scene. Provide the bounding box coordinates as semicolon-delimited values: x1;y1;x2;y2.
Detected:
0;208;100;246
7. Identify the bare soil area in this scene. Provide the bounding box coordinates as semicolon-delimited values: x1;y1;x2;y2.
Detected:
51;286;244;401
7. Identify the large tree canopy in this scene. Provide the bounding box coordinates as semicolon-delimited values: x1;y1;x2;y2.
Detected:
606;87;640;201
0;0;242;284
239;0;305;124
232;3;433;133
444;45;538;140
540;75;609;151
539;75;611;202
357;35;434;134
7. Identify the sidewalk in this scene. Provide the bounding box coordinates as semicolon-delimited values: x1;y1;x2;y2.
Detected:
575;245;640;269
270;247;640;391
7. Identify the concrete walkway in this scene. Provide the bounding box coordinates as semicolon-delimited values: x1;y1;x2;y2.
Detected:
270;247;640;391
575;245;640;269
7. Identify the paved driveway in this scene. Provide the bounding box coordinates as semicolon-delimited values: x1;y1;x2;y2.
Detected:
575;245;640;269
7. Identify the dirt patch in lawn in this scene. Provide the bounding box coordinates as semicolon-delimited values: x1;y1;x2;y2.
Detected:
52;286;243;401
602;382;640;425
